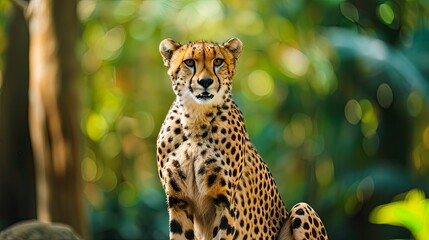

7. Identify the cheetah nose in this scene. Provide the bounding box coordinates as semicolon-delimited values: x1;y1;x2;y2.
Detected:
197;78;214;89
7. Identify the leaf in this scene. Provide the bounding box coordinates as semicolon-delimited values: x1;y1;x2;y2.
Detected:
369;189;429;240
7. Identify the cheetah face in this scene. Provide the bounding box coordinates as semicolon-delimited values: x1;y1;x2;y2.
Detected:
159;38;242;106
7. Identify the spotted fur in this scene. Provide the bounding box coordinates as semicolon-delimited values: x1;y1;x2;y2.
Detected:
157;38;328;240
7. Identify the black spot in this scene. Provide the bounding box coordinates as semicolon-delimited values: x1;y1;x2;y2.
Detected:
219;216;228;230
314;219;320;228
201;149;207;156
225;142;231;149
254;226;259;234
185;230;194;240
231;146;236;154
220;178;226;186
207;174;217;187
303;222;310;230
312;228;317;237
221;116;227;121
174;128;181;134
201;131;208;138
213;226;219;238
227;225;234;235
233;230;239;239
214;194;229;206
170;179;181;192
221;128;227;134
168;196;186;208
172;160;180;168
186;212;193;222
205;158;217;165
170;219;182;234
240;220;244;227
198;167;205;175
292;218;302;229
175;169;184;180
212;126;218;133
296;208;305;215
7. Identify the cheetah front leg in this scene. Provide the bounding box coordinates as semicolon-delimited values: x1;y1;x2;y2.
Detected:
194;160;239;240
278;203;328;240
167;197;195;240
211;201;236;240
162;167;195;240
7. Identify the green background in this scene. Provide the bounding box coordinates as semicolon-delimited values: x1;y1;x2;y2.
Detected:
1;0;429;239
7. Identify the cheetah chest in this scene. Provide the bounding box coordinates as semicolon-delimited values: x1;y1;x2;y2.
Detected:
168;139;224;201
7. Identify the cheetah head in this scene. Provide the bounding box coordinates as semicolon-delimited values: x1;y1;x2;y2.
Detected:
159;38;242;107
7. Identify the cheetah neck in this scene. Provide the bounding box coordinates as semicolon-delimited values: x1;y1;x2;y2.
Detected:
177;96;233;138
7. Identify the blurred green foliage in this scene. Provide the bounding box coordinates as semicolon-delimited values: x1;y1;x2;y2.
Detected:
370;189;429;240
1;0;429;239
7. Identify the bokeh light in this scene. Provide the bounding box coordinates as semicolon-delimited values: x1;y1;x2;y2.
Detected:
377;2;395;26
377;83;393;109
247;70;273;97
345;99;362;125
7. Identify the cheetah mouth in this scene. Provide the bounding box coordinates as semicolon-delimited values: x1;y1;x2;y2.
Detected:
196;92;214;100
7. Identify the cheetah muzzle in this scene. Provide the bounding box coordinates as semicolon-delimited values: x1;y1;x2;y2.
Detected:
157;38;329;240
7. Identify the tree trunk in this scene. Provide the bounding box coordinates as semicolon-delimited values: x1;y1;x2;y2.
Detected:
0;3;36;226
27;0;86;237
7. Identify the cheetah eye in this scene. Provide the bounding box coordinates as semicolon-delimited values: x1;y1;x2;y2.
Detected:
213;58;224;67
184;59;195;68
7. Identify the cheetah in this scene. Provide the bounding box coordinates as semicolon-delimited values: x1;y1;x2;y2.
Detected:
157;37;328;240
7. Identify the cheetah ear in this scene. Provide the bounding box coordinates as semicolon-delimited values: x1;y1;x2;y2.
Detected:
159;38;182;67
223;38;243;59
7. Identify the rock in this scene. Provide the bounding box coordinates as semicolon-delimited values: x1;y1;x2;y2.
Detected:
0;220;81;240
